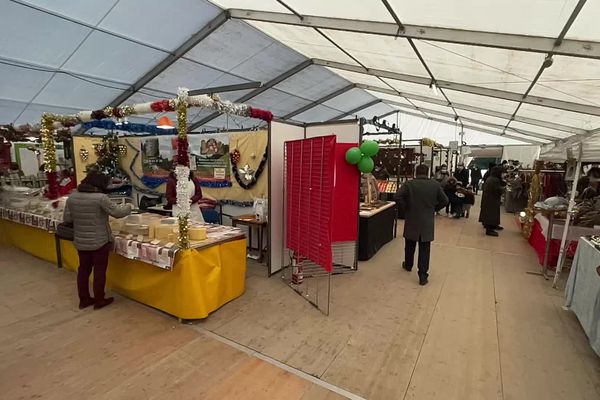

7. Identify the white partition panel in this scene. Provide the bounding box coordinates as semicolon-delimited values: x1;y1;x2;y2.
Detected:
268;120;305;275
305;120;361;143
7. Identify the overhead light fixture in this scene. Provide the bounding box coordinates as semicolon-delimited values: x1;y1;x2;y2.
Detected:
157;116;174;129
430;81;439;96
26;136;37;142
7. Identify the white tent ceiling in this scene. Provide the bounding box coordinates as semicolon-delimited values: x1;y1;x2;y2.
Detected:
1;0;599;148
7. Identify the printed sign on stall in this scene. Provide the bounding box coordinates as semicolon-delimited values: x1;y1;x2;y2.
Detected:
189;134;230;182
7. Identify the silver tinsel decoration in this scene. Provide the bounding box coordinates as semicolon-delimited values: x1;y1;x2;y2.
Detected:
175;165;191;218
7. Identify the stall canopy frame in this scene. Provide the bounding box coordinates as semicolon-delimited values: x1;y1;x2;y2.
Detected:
2;0;600;147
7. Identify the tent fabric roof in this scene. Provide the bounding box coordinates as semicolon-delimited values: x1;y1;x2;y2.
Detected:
1;0;599;147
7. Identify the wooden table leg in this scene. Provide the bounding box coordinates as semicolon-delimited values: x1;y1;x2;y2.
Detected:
258;226;264;263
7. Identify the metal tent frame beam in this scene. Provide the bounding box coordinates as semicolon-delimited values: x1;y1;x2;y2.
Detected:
108;11;229;108
397;109;543;145
356;84;584;136
282;84;356;119
315;59;600;117
189;59;314;130
328;99;382;121
384;100;554;141
229;9;600;60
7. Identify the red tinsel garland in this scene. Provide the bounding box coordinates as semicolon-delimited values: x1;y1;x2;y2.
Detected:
177;137;190;167
46;171;59;200
249;107;273;122
150;100;174;113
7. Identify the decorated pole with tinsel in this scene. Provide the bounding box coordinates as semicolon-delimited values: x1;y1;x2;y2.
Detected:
40;113;59;200
175;88;190;249
522;160;543;239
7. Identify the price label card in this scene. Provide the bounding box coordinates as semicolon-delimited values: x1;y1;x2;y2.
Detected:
150;239;161;245
213;168;226;180
137;235;144;242
165;242;175;248
125;234;133;240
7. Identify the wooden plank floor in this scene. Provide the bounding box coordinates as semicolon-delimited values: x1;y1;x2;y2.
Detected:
199;207;600;400
0;248;346;400
2;202;600;400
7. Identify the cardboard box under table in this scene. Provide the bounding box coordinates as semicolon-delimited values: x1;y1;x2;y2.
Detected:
0;211;247;320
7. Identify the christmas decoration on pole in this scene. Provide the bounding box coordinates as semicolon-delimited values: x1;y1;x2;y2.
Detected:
522;160;543;239
175;88;190;249
40;113;59;200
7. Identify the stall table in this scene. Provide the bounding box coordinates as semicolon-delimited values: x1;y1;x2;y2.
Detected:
232;214;267;263
358;201;397;261
529;211;599;276
565;237;600;357
0;207;247;320
147;203;223;224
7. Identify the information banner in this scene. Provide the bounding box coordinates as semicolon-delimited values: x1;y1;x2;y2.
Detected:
189;134;230;182
141;137;173;177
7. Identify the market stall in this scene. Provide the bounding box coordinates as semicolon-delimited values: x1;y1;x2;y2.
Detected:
358;201;396;261
0;88;272;319
0;210;246;320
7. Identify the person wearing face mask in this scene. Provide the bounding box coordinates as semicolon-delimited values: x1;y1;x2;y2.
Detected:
454;163;469;187
435;164;450;185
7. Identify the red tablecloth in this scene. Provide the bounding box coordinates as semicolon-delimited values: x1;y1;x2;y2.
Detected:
528;219;577;268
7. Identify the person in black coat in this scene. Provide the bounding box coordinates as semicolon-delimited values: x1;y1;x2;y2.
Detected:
396;164;449;285
454;163;469;186
479;166;504;237
470;165;482;194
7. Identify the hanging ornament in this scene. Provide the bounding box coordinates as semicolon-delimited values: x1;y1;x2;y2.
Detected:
118;144;127;157
79;148;89;162
239;164;255;182
230;149;241;164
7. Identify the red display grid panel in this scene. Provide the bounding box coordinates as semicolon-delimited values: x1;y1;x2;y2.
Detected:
286;136;336;272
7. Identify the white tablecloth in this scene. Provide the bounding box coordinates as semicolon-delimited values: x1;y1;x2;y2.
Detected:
359;201;396;218
534;213;599;241
565;237;600;357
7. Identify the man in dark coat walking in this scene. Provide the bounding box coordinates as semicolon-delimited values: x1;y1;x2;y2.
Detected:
470;165;482;195
479;166;504;236
396;164;449;285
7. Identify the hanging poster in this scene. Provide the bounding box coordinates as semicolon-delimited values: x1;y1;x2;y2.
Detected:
141;137;173;177
189;134;230;182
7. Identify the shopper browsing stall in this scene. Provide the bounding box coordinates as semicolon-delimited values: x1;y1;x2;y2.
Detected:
396;164;448;286
479;166;504;236
63;171;133;310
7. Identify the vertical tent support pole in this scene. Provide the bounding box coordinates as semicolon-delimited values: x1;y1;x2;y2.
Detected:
552;142;583;288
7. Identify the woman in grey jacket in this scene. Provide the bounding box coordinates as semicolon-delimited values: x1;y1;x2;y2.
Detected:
63;172;132;310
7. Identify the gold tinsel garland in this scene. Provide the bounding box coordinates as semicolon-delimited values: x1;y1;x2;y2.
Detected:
522;160;543;239
40;113;56;173
176;94;188;140
176;88;190;249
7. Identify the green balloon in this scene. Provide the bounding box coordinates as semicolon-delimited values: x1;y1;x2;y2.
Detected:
345;147;362;165
358;156;374;173
360;140;379;157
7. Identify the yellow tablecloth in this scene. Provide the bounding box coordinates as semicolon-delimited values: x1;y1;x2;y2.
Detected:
0;219;246;319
